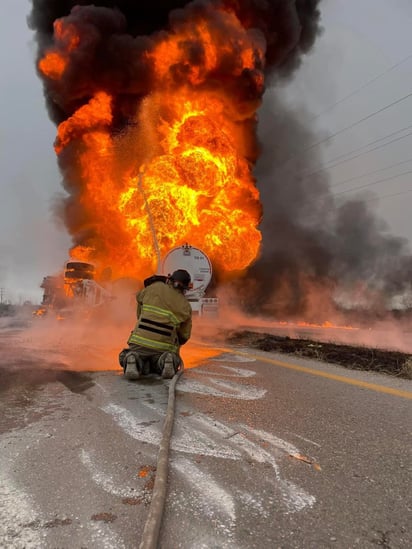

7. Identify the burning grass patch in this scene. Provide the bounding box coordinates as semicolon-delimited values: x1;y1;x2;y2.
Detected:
226;330;412;379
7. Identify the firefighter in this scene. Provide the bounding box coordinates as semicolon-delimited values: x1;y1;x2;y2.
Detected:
119;269;192;380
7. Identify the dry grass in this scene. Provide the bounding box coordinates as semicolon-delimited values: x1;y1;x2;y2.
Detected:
226;330;412;379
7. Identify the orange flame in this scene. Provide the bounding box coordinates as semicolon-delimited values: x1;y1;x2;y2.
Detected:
38;8;264;282
38;51;67;79
37;18;79;80
278;320;356;331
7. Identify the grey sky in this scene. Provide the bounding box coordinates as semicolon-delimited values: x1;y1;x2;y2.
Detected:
282;0;412;245
1;0;412;302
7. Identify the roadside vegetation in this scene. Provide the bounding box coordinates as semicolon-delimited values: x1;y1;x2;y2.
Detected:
227;330;412;380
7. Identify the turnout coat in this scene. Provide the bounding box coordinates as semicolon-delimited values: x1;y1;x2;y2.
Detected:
128;281;192;354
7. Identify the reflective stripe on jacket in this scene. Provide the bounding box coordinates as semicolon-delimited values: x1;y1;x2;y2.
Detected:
128;281;192;353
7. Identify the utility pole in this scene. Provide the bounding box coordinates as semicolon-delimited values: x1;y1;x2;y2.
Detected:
0;288;4;304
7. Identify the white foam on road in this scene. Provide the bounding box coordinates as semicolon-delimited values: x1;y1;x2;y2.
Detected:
291;432;321;447
231;429;316;513
210;354;257;363
0;466;44;548
102;403;161;445
170;459;237;548
279;479;316;513
247;427;300;456
188;413;241;439
102;403;241;460
173;457;236;522
102;356;315;522
194;365;257;378
180;412;313;513
176;378;266;400
80;449;142;498
89;521;127;549
236;490;270;520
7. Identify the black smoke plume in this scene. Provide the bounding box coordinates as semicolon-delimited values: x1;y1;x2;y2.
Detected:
247;94;412;318
28;0;328;297
29;0;322;124
29;1;412;318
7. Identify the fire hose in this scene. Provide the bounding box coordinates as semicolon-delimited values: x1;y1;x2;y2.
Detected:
137;168;184;547
138;363;184;549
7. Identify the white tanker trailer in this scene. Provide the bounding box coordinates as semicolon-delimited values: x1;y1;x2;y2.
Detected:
159;243;219;316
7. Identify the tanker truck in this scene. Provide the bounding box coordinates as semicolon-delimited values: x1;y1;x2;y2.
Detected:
35;260;112;318
159;243;219;316
35;244;218;318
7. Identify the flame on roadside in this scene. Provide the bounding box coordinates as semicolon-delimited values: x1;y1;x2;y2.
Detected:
180;343;223;369
278;320;357;331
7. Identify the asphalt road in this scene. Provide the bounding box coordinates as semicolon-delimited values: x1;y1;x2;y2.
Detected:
0;325;411;549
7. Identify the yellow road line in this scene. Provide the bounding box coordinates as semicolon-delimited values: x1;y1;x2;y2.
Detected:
218;348;412;400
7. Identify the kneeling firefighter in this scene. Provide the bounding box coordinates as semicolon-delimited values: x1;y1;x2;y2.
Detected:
119;269;192;380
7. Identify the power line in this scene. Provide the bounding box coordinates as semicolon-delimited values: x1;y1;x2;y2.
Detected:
331;158;412;188
320;124;412;170
303;124;412;176
301;129;412;180
278;91;412;170
333;169;412;196
310;53;412;121
305;91;412;152
365;187;412;204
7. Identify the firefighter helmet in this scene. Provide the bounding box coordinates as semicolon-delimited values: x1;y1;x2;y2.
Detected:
170;269;191;291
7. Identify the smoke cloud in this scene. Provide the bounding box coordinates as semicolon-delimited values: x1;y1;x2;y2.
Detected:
29;1;412;319
27;0;325;288
28;0;322;124
247;94;412;318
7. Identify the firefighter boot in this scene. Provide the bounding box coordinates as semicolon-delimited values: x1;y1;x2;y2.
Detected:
159;352;178;379
124;352;142;380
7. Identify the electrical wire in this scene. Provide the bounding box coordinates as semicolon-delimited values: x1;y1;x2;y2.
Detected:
365;187;412;203
278;92;412;169
333;169;412;196
323;125;412;168
310;53;412;121
301;126;412;180
305;91;412;152
331;158;412;188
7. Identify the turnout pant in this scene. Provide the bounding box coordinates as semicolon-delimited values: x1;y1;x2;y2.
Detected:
119;344;181;375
